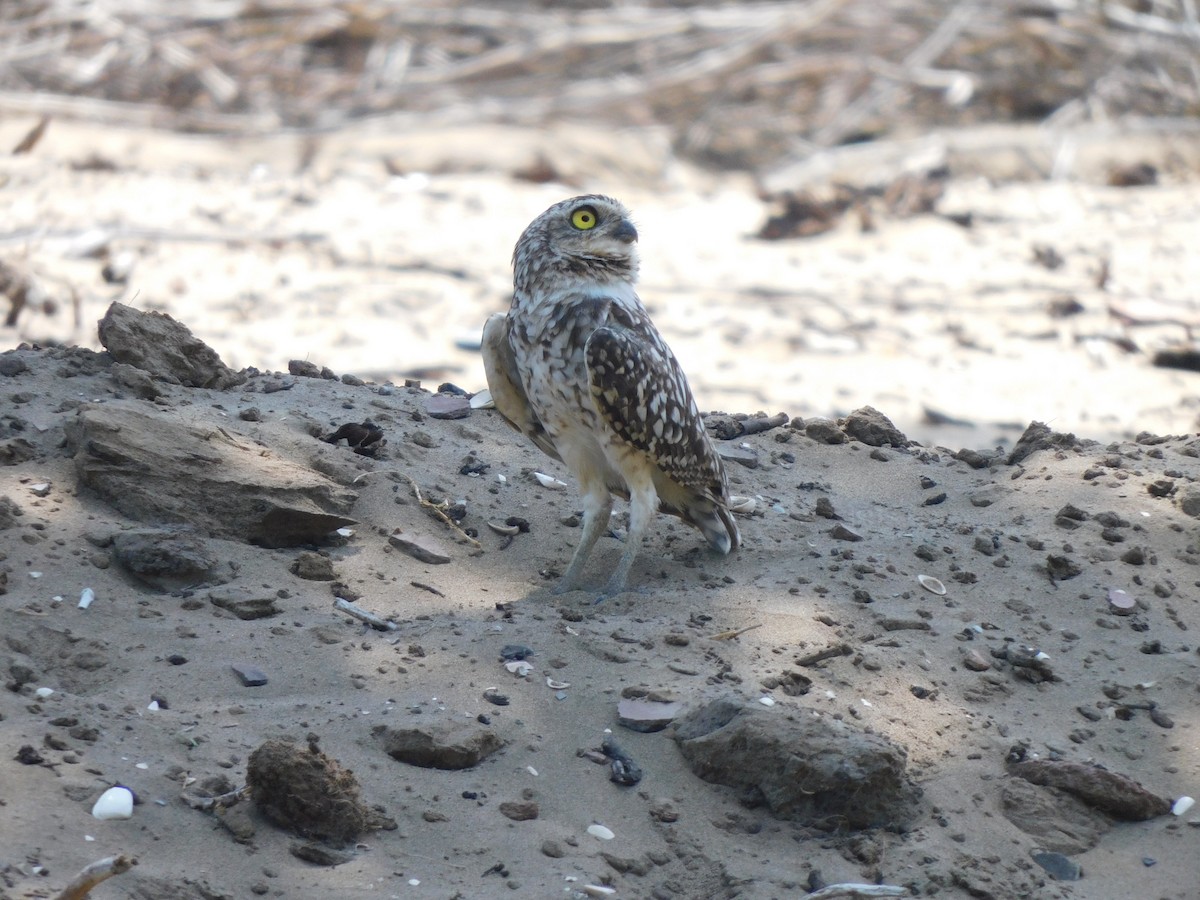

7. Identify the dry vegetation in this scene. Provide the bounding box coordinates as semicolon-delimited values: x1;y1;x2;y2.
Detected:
2;0;1198;169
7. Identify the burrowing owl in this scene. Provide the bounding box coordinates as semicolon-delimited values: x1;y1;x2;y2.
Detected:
482;195;740;596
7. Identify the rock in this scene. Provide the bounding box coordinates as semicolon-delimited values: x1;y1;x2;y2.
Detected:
1177;485;1200;518
426;394;471;419
248;738;394;844
962;650;991;671
291;552;335;581
841;406;907;447
209;588;280;620
1031;851;1082;881
1009;758;1170;820
499;800;539;821
540;840;565;858
672;695;917;828
97;301;245;390
649;798;679;823
231;663;269;687
716;444;759;469
1000;779;1111;853
111;528;223;589
379;719;505;770
617;697;683;733
67;401;356;547
110;362;164;400
389;531;452;565
804;417;846;445
1007;421;1079;465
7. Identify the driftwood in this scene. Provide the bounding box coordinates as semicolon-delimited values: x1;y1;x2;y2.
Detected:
0;0;1197;171
52;855;137;900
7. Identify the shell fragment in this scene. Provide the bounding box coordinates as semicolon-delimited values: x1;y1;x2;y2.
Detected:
587;823;615;840
533;471;567;489
918;574;946;596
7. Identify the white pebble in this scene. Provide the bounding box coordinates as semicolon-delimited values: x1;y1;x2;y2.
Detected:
469;389;494;409
526;766;538;777
35;687;54;699
147;700;160;711
78;588;95;609
135;762;149;770
1173;796;1195;816
582;886;618;897
92;786;134;820
758;696;775;706
336;527;354;538
587;823;615;841
407;877;420;886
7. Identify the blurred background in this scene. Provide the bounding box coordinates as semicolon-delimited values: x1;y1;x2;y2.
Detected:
2;0;1199;445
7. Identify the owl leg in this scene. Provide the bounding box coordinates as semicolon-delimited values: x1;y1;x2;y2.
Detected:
553;483;612;594
600;473;656;598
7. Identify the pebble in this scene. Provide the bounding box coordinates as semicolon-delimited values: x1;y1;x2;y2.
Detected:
389;531;452;565
1031;851;1081;881
498;800;539;821
1107;588;1137;615
587;823;615;841
962;650;991;671
426;394;471;419
1172;796;1195;816
231;663;269;687
92;786;134;820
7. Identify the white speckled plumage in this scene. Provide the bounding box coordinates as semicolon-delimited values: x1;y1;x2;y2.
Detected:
482;195;740;596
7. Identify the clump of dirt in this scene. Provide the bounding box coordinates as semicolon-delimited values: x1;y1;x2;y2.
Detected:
247;737;393;845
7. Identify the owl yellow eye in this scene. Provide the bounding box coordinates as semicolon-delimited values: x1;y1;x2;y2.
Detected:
571;207;598;230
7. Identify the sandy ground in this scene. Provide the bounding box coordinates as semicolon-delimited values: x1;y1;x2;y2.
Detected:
1;118;1199;900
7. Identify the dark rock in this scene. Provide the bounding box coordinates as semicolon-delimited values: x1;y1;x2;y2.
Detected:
617;697;682;733
67;401;356;547
954;448;998;469
98;301;245;390
248;738;393;845
716;444;759;469
231;663;269;686
498;800;538;821
841;406;907;447
210;588;280;620
673;695;917;829
0;352;29;376
110;362;164;400
1007;421;1079;465
111;528;223;589
804;418;846;445
1000;779;1111;853
291;552;335;581
426;394;471;419
1031;851;1082;881
1009;758;1171;820
380;719;505;770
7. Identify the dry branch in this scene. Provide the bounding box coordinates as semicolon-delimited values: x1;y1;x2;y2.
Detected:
52;855;137;900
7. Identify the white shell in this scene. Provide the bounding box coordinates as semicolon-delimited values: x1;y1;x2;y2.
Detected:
729;495;756;514
487;521;521;536
336;527;354;537
546;677;570;690
526;766;538;776
533;471;567;489
505;660;533;677
78;587;95;609
917;574;946;595
92;786;134;820
582;886;618;897
469;389;495;409
1172;796;1195;816
587;823;615;840
35;687;54;699
758;696;776;706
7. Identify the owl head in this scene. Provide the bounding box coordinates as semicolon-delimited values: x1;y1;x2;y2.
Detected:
513;194;640;293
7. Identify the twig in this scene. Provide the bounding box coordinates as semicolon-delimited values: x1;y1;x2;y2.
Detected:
401;473;482;549
707;623;762;641
334;596;398;631
805;885;907;899
796;643;853;667
52;855;137;900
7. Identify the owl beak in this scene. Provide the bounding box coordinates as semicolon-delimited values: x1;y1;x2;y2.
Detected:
611;219;638;244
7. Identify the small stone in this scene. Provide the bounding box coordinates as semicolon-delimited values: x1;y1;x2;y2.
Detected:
617;698;683;733
291;551;335;581
541;840;565;858
717;444;759;469
1031;851;1082;881
649;799;679;823
829;524;862;542
1107;589;1137;616
842;406;907;447
805;418;846;444
1176;485;1200;518
210;589;280;620
499;800;538;821
963;650;991;671
389;531;451;565
814;496;840;520
231;663;269;687
426;394;471;420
